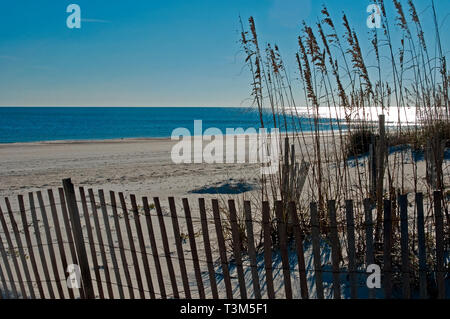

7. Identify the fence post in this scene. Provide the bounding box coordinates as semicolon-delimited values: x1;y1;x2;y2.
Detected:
228;200;247;299
399;194;411;299
289;202;308;299
327;200;341;299
345;200;357;299
198;198;219;299
383;199;392;299
434;191;445;299
415;193;427;299
244;201;262;299
275;201;292;299
364;198;376;299
182;198;205;299
62;178;95;299
375;115;386;246
262;201;275;299
310;202;324;299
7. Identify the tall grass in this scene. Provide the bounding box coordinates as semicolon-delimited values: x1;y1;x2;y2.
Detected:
238;0;449;289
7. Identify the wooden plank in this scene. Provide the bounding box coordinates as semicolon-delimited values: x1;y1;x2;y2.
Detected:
109;191;134;298
434;190;445;299
212;199;233;299
0;200;28;298
62;179;95;299
130;194;156;299
36;191;65;299
310;202;324;299
383;199;392;299
0;255;9;298
327;200;341;299
98;190;125;299
345;200;357;299
415;193;427;299
5;197;36;299
364;198;375;299
244;201;262;299
274;200;292;299
198;198;219;299
153;197;179;298
0;212;19;298
28;192;55;299
79;187;104;299
0;222;19;299
118;192;145;299
262;201;275;299
57;188;84;299
47;190;74;299
18;195;45;298
88;188;115;299
168;197;191;299
288;201;308;299
142;197;167;299
375;115;386;244
182;198;205;298
228;199;247;299
399;194;410;299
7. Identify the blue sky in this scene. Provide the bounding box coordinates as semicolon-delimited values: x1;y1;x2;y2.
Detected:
0;0;448;107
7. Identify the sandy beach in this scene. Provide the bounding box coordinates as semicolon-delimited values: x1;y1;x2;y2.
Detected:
0;138;262;201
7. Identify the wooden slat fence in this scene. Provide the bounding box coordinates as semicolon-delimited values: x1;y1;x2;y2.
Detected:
0;180;448;299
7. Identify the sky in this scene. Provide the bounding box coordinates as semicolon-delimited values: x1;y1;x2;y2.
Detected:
0;0;448;107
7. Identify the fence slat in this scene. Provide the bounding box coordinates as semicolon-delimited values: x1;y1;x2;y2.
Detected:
415;193;427;299
327;200;341;299
36;191;65;299
198;198;219;299
154;197;179;299
130;194;156;299
262;201;275;299
182;198;205;298
47;190;74;299
4;198;36;298
244;201;262;299
275;201;292;299
399;194;410;299
345;200;357;299
62;180;95;299
98;190;125;299
0;200;28;298
364;198;375;299
228;200;247;299
142;197;167;299
109;191;134;298
58;188;84;299
79;187;104;299
18;195;45;298
0;255;8;299
310;202;324;299
88;188;115;299
29;192;55;299
434;191;445;299
0;212;19;298
212;199;233;299
168;197;191;299
288;201;308;299
118;192;145;299
383;199;392;299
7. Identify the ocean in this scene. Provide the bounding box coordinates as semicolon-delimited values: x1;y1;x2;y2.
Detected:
0;107;338;143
